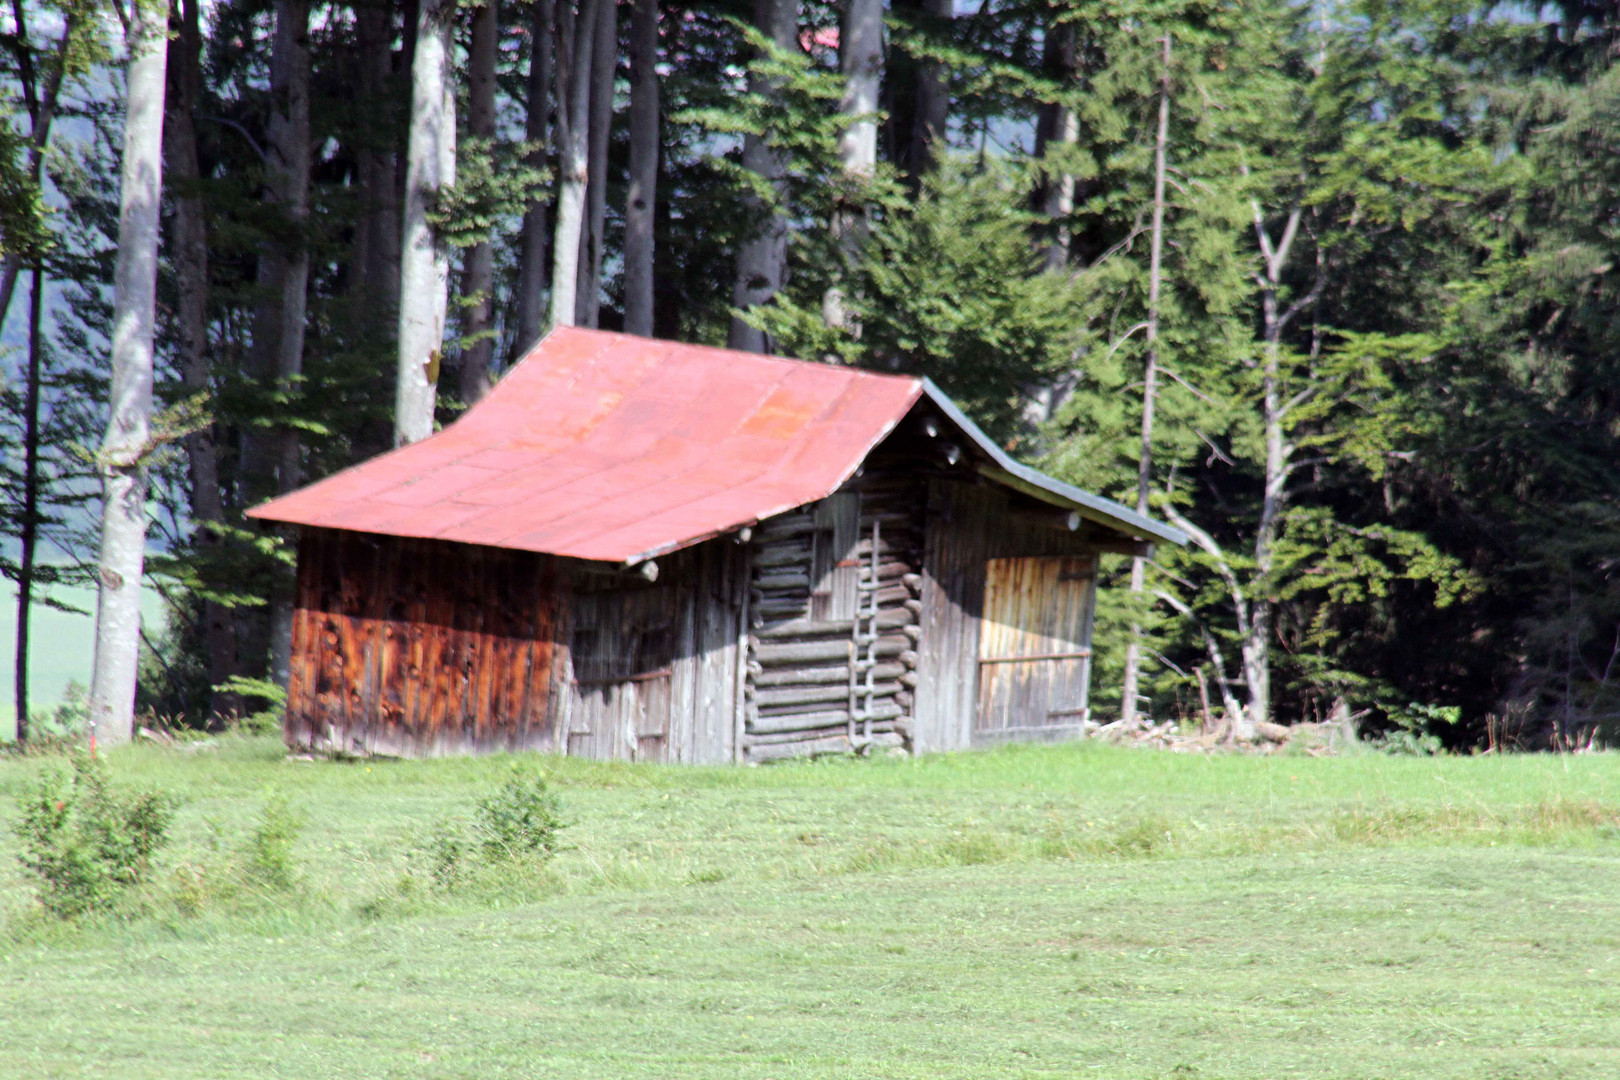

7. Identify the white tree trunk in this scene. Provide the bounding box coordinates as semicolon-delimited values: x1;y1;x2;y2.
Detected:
576;0;617;327
728;0;798;352
1120;34;1171;729
460;0;499;403
823;0;882;332
89;0;168;746
549;0;603;329
514;0;555;354
396;0;456;446
837;0;881;176
623;0;658;337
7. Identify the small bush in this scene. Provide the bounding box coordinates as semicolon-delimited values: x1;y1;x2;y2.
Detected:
13;751;178;919
475;769;565;861
240;794;306;892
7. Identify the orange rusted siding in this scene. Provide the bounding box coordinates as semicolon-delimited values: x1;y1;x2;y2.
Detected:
286;528;561;756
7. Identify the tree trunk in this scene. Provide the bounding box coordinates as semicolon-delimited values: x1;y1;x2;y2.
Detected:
622;0;658;337
906;0;951;181
727;0;798;352
823;0;882;332
165;0;241;720
89;0;168;746
0;5;77;333
513;0;556;355
1035;21;1078;272
548;0;604;329
576;0;617;327
1120;33;1170;730
266;0;313;687
460;0;499;402
395;0;457;445
352;0;401;306
13;268;43;743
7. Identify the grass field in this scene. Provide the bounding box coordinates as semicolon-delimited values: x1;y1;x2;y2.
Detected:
3;739;1620;1078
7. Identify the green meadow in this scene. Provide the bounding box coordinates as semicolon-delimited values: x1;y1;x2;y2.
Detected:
2;738;1619;1078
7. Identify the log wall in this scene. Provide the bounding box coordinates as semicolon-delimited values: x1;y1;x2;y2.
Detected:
737;458;927;763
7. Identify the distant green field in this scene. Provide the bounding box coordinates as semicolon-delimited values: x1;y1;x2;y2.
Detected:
0;582;166;738
2;740;1619;1078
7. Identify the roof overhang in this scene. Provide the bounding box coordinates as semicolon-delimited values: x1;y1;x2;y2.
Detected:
919;379;1188;547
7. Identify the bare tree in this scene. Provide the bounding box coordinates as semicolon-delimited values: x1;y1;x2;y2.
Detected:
1119;33;1171;729
459;0;499;402
576;0;617;327
396;0;457;444
727;0;798;352
88;0;169;746
822;0;882;332
622;0;658;336
548;0;604;328
513;0;556;354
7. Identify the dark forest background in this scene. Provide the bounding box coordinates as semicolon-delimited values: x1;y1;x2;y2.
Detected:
2;0;1617;748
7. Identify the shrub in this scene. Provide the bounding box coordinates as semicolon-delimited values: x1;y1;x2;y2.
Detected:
239;793;306;892
475;769;566;861
13;751;177;919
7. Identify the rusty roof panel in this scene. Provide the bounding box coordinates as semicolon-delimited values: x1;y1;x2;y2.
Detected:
248;327;1188;560
248;327;924;563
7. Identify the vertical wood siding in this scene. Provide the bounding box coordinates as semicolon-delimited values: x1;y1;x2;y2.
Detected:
285;529;559;756
975;555;1096;741
559;540;747;765
912;480;994;753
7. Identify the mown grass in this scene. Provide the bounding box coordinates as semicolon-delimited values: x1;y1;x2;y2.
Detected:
2;738;1620;1077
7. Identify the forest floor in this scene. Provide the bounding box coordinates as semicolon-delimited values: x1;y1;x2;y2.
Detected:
1;737;1619;1078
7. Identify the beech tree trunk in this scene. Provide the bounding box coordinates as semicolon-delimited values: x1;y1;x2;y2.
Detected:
396;0;457;444
1120;34;1170;729
727;0;798;352
513;0;556;354
622;0;658;337
89;0;168;746
460;0;499;402
576;0;617;327
165;0;241;719
823;0;882;332
549;0;604;329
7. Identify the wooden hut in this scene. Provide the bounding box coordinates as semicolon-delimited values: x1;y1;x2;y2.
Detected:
248;327;1185;762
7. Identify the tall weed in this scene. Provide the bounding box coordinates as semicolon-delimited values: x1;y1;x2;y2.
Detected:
12;751;177;919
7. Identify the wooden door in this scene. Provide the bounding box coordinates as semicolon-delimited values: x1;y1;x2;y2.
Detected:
975;555;1096;739
567;586;676;762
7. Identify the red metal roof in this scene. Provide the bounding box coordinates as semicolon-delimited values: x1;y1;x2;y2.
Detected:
247;327;925;563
